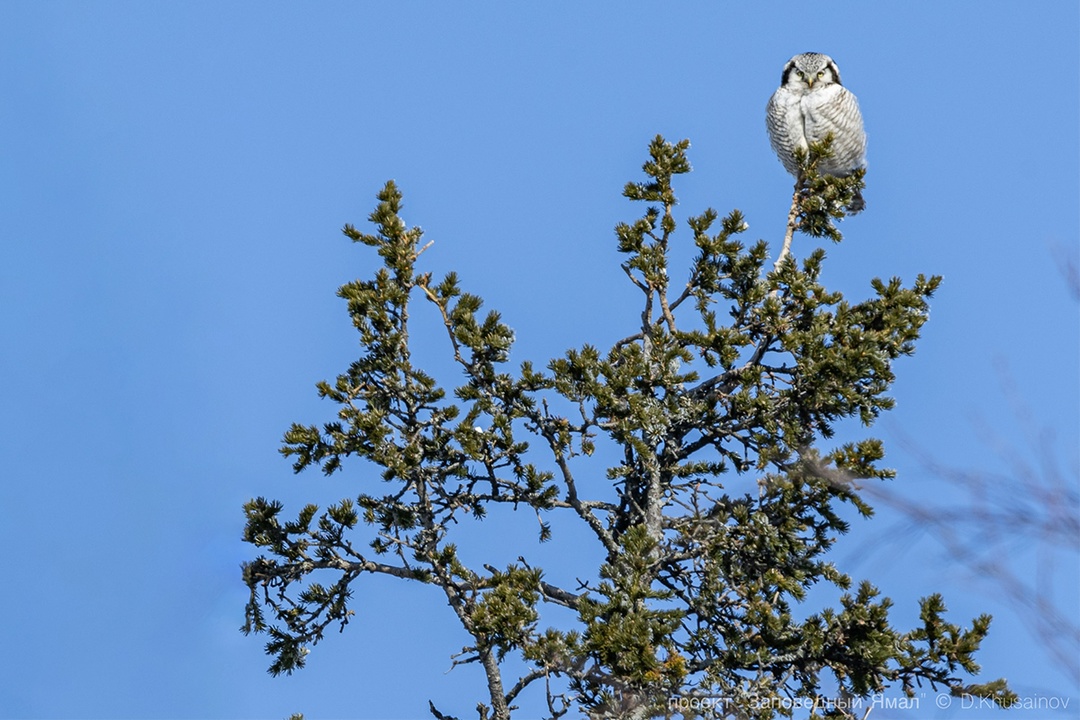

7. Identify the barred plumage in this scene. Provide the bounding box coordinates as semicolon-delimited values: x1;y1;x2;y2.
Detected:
766;52;867;211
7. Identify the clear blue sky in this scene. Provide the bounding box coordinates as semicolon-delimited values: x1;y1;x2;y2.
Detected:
1;3;1077;719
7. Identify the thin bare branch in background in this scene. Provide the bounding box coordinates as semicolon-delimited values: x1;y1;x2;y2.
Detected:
852;252;1080;689
865;417;1079;686
1051;241;1080;301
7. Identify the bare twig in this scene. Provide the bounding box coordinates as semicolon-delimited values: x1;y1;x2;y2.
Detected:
773;180;801;276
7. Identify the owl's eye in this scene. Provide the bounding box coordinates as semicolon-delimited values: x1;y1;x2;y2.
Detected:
817;71;824;78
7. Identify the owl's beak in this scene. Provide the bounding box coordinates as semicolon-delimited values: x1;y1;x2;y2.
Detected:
805;76;815;88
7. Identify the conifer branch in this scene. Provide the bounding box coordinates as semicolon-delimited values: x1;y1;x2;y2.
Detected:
244;141;1009;718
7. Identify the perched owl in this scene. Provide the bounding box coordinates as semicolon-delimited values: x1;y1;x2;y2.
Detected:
766;52;867;211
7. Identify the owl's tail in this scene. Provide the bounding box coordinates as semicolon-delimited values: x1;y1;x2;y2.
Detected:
848;189;865;213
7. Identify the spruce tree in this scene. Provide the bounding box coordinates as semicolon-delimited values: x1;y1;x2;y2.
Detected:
242;136;1014;719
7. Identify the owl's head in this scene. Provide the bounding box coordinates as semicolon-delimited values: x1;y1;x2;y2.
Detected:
781;52;842;90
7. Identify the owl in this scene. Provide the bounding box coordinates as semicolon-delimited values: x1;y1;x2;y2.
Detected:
766;52;866;211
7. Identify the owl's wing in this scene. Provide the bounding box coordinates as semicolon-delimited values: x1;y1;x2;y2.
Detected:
766;90;803;176
807;86;867;171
